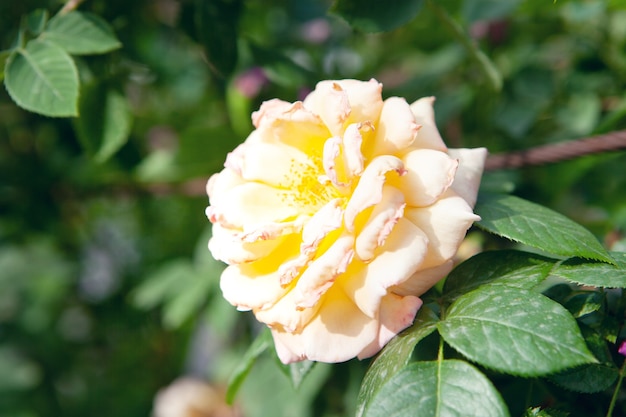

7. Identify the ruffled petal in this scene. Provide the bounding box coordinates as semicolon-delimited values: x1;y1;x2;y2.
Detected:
344;155;405;232
357;293;422;359
447;147;488;208
208;182;302;229
206;168;245;204
392;148;458;207
294;234;355;308
342;218;429;318
343;122;368;179
209;223;287;264
303;82;351;136
370;97;420;156
355;185;405;262
270;288;379;363
409;96;448;151
404;189;480;269
220;262;291;311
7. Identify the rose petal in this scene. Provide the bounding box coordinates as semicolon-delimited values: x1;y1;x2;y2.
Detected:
355;185;405;262
294;234;355;308
447;147;488;208
370;97;420;156
254;287;320;332
392;148;458;207
390;260;454;297
344;155;405;232
254;100;331;155
209;223;287;264
343;122;368;179
206;169;245;204
342;218;429;318
303;82;351;136
357;293;422;359
304;79;383;133
220;260;294;311
208;182;302;229
322;136;344;187
404;189;480;269
271;287;379;363
409;96;447;152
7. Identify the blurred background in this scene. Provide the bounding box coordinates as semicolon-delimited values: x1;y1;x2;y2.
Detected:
1;0;626;416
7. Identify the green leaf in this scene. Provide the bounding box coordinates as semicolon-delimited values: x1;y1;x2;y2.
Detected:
42;11;121;55
475;193;614;264
356;306;439;417
364;360;509;417
23;9;49;36
195;0;241;78
226;329;273;404
443;250;556;301
330;0;424;33
4;39;78;117
550;252;626;288
287;360;316;389
0;49;11;82
74;83;132;163
438;284;597;376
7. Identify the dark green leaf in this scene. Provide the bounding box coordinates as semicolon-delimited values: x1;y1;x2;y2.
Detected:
226;329;273;404
549;324;618;393
74;83;132;163
475;193;614;264
0;49;11;82
356;306;439;417
563;292;603;318
4;39;78;117
23;9;49;36
330;0;424;32
364;360;509;417
42;11;121;55
443;250;556;301
439;284;597;376
248;43;311;88
195;0;241;78
551;252;626;288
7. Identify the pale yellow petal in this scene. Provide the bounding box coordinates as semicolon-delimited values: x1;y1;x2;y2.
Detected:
393;148;458;207
294;234;355;308
206;168;245;204
370;97;420;156
355;185;405;262
404;189;480;269
447;147;488;208
409;96;448;152
254;287;319;332
357;293;422;359
208;223;286;264
270;288;379;363
342;218;428;318
220;263;289;311
208;182;301;229
344;155;405;232
390;260;454;297
303;81;351;136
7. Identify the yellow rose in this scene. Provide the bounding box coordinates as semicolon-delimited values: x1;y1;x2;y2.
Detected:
206;79;486;363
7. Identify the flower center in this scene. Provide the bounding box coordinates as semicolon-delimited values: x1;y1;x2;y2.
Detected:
283;157;343;214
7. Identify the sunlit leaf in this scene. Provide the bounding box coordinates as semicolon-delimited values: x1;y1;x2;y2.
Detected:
42;11;121;55
439;284;597;376
226;329;273;404
443;250;556;301
330;0;424;32
475;193;614;264
4;39;78;117
356;306;439;417
551;252;626;288
364;360;509;417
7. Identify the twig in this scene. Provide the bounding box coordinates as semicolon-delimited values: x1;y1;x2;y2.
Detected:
59;0;85;15
484;130;626;171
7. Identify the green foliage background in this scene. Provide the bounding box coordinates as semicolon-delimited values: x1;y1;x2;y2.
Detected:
2;0;626;416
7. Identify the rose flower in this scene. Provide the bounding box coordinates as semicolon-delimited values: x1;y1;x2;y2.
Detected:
206;79;486;363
